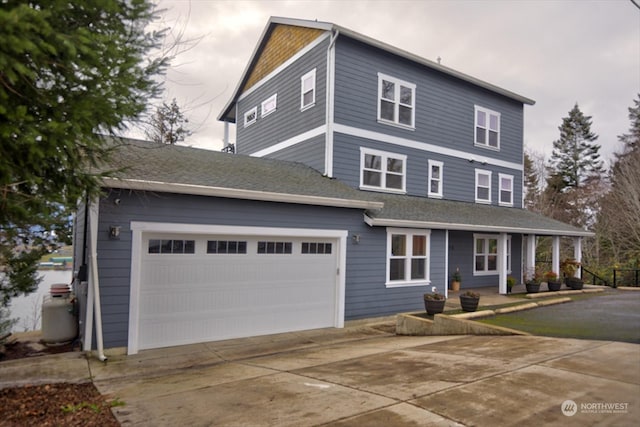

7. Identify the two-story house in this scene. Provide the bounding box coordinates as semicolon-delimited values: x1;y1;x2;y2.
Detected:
74;17;591;356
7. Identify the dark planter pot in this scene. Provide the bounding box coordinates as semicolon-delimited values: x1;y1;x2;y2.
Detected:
565;277;584;290
547;280;562;292
506;286;512;294
525;282;541;293
424;298;446;315
459;295;480;312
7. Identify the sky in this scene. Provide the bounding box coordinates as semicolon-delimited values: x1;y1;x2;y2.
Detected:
142;0;640;166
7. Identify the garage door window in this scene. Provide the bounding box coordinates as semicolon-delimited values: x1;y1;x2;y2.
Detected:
207;240;247;254
258;241;292;254
302;242;332;254
148;239;195;254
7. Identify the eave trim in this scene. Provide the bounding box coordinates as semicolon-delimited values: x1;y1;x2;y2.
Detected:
102;177;383;210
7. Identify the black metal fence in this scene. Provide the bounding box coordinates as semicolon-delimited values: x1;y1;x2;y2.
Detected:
613;269;640;288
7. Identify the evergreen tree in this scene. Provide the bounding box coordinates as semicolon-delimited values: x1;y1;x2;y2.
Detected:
523;152;541;211
0;1;168;306
146;98;192;145
548;103;604;189
616;93;639;156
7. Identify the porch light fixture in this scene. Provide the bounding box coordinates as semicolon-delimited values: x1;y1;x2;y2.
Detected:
108;225;121;240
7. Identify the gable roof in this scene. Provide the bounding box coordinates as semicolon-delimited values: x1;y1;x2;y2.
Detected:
364;193;593;237
98;137;383;210
219;16;535;122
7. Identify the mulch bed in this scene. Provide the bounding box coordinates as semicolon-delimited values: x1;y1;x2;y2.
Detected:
1;340;120;426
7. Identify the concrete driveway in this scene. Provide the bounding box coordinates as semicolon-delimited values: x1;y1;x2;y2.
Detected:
82;324;639;426
2;323;639;426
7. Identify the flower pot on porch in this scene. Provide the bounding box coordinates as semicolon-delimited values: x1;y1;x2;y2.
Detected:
565;277;584;290
547;280;562;292
459;293;480;312
525;282;541;293
450;280;460;292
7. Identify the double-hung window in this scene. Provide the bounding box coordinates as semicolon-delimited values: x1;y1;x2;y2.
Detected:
360;148;406;192
428;160;443;198
499;173;514;206
475;106;500;149
387;228;430;286
475;169;492;204
244;107;257;127
300;69;316;110
474;234;511;275
377;73;416;129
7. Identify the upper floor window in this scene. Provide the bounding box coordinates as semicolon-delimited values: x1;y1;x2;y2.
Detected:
261;94;277;117
377;73;416;129
475;106;500;149
499;173;514;206
360;147;406;193
300;69;316;111
386;228;430;287
428;160;443;198
244;107;257;127
475;169;492;204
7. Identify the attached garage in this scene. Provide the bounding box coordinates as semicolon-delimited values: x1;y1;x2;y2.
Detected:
127;222;347;353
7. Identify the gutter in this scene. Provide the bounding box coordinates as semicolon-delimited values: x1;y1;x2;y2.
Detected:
363;214;595;237
102;177;384;210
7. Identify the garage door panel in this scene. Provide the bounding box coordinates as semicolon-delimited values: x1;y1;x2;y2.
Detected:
138;234;339;350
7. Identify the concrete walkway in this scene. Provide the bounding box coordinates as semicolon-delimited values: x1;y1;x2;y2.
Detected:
2;323;639;426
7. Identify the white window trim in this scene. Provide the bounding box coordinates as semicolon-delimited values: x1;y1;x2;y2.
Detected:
474;105;501;150
243;106;257;128
360;147;407;194
386;227;431;287
473;234;511;276
300;68;316;111
377;72;416;130
428;159;444;198
499;173;514;207
261;93;277;117
475;169;492;204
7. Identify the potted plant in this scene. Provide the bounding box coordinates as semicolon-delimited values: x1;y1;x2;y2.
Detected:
459;290;480;312
525;269;542;293
506;276;516;294
544;271;562;292
561;259;583;290
423;286;446;315
450;268;461;292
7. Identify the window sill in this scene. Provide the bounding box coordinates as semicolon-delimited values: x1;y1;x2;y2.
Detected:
300;103;315;112
498;202;513;207
385;280;431;288
473;271;498;276
474;143;500;151
377;119;415;131
428;193;443;199
475;199;491;204
360;186;406;194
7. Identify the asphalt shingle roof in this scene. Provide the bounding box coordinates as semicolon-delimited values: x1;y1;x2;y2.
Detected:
100;138;591;237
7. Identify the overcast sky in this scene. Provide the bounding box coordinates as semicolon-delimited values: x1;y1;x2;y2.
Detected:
145;0;640;166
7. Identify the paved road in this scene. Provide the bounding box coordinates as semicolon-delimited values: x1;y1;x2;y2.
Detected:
480;289;640;343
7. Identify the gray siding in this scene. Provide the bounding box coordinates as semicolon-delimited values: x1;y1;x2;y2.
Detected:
92;190;444;348
448;231;523;289
236;37;328;156
332;37;524;205
267;134;325;172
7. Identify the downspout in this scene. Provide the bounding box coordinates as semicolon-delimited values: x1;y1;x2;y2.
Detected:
324;29;339;177
88;197;107;362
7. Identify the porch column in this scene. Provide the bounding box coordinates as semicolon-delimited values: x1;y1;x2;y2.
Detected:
498;232;508;294
525;234;536;280
574;237;582;279
552;236;560;277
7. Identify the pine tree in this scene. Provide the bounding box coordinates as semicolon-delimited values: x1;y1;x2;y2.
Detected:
616;93;639;156
0;1;168;306
146;98;192;145
548;103;604;189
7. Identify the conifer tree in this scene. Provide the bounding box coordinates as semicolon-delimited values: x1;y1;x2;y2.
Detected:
548;103;604;190
146;98;192;145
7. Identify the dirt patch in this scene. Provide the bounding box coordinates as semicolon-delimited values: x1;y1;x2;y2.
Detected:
0;382;119;426
0;340;75;361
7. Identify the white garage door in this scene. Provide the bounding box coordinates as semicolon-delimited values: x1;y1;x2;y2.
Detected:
136;233;339;350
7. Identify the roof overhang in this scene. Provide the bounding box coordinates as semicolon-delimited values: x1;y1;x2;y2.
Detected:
363;215;594;238
102;177;384;211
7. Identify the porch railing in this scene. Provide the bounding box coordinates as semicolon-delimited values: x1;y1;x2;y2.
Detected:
613;269;640;288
